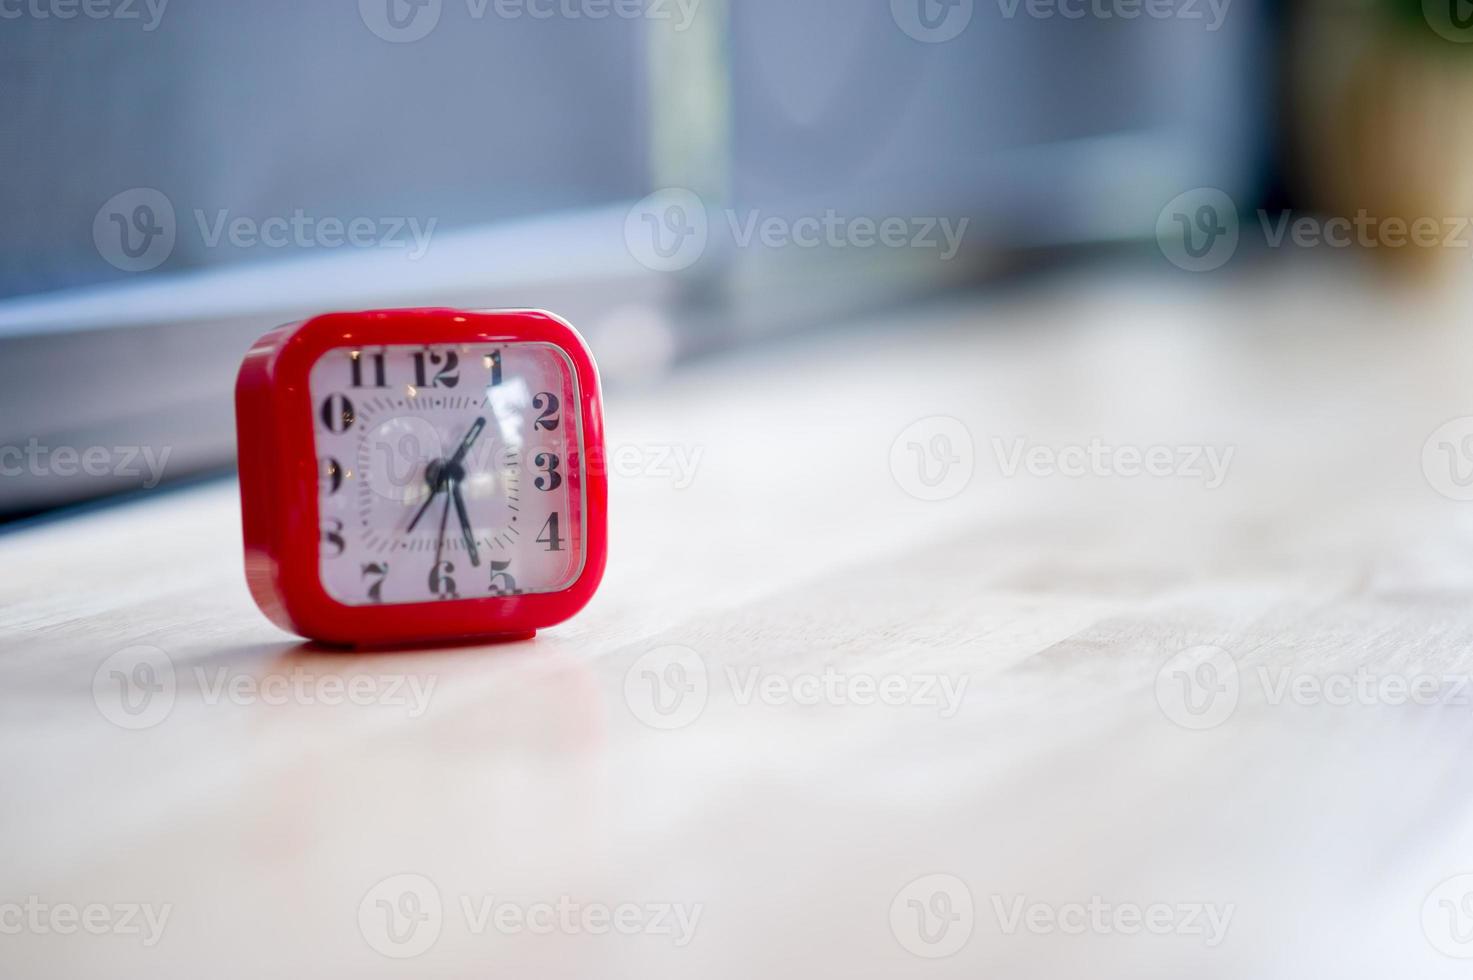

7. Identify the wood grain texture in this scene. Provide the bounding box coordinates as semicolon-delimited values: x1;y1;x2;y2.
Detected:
4;267;1473;978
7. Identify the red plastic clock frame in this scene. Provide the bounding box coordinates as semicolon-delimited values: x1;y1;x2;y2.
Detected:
235;308;608;647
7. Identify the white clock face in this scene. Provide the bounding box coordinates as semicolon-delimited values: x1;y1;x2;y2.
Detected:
309;342;585;607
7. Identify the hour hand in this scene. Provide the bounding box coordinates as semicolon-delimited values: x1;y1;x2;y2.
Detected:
450;481;480;567
406;473;442;533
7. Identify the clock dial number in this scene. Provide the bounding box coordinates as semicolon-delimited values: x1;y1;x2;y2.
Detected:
350;350;387;388
322;519;346;558
429;561;459;600
485;351;503;387
488;559;519;596
537;512;565;552
321;394;355;434
413;350;460;389
533;392;560;431
362;562;390;604
534;453;562;492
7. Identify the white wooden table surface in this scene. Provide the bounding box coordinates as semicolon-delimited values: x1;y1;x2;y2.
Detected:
5;265;1473;978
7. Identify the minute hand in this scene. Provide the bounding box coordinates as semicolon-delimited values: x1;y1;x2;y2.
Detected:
446;417;487;469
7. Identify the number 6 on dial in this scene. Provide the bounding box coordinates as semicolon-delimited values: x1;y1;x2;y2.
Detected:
235;309;608;646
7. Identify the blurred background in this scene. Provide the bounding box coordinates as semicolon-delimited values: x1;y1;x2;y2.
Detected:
0;0;1468;517
12;7;1473;978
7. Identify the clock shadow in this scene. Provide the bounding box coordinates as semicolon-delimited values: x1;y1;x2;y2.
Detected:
282;631;539;657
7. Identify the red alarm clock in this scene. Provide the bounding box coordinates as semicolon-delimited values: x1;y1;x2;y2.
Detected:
235;309;607;646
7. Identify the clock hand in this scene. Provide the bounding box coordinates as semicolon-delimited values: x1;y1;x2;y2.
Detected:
407;418;485;534
445;417;487;470
450;480;481;567
432;484;452;573
406;460;445;533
